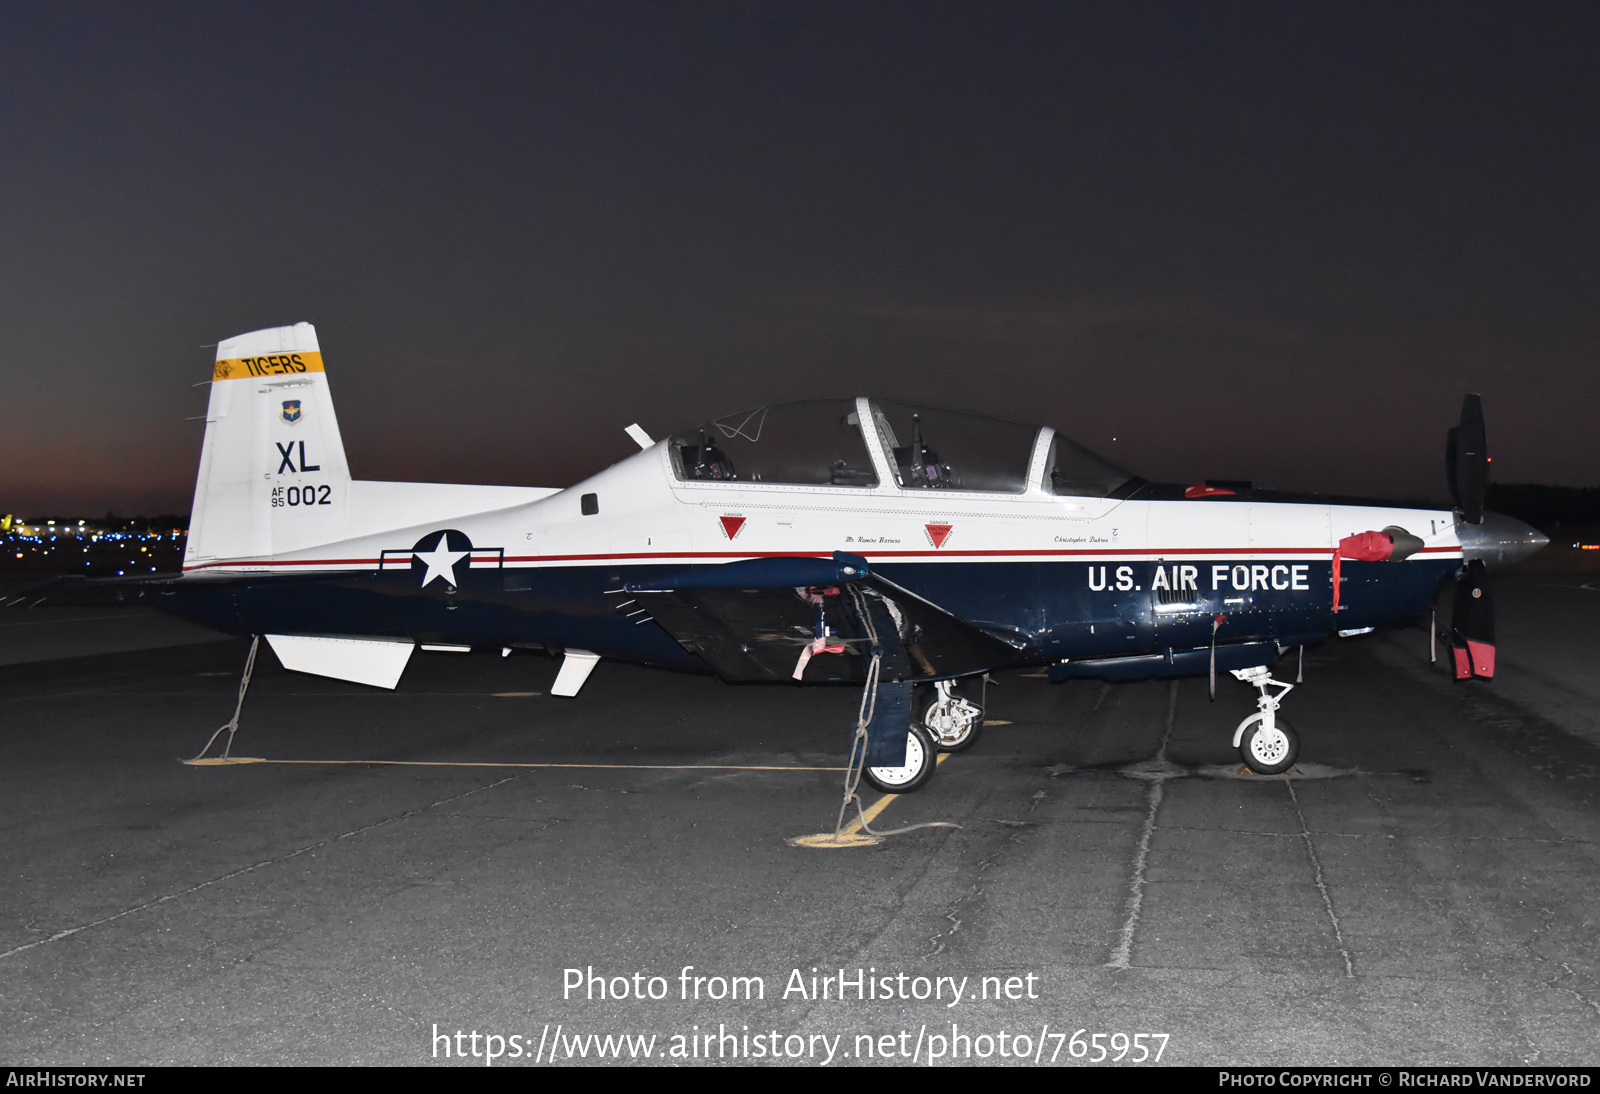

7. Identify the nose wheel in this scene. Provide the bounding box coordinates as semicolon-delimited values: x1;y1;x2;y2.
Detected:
1230;666;1299;774
917;678;985;752
1237;712;1299;774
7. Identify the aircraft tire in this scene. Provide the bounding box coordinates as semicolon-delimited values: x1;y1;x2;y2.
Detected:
1238;714;1298;775
916;684;984;753
862;723;937;794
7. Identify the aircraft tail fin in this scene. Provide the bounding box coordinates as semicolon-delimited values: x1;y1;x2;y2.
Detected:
184;323;353;566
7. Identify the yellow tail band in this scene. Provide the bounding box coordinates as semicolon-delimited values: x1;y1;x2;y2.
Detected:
213;351;325;381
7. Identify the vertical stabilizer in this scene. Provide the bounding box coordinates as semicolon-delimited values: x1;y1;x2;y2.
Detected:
184;323;352;566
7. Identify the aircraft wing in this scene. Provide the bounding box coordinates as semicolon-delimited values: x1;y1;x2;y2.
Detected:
622;551;1022;684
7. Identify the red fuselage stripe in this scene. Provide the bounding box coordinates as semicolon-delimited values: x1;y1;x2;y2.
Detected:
182;543;1463;572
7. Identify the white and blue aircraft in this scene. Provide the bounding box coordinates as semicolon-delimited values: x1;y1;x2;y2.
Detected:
68;323;1550;791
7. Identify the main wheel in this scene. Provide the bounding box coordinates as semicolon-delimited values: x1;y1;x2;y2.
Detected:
862;723;937;793
917;684;985;753
1238;714;1298;775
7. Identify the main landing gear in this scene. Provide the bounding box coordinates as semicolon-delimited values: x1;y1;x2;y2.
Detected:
861;721;938;794
858;678;986;794
1229;665;1300;774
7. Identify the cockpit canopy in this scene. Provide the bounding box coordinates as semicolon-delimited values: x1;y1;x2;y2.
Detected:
670;399;878;487
668;399;1133;497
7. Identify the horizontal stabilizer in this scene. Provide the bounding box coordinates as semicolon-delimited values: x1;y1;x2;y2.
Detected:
265;634;414;689
3;572;177;607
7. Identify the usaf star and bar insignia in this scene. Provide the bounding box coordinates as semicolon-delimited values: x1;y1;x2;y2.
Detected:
378;530;504;588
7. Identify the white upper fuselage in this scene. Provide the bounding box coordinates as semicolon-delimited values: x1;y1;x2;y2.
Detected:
182;398;1463;584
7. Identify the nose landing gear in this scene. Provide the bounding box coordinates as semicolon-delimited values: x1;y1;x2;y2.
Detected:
1229;665;1299;774
918;678;985;752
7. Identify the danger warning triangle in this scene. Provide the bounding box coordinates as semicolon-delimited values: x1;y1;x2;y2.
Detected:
925;523;953;548
719;515;746;540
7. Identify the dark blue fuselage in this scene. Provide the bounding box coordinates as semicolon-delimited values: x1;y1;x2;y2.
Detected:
151;555;1458;677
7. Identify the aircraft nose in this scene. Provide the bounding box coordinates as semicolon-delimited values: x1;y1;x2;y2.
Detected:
1457;512;1549;570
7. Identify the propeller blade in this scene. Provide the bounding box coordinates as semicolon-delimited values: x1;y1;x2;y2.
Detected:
1449;558;1495;679
1453;394;1488;524
1445;425;1461;510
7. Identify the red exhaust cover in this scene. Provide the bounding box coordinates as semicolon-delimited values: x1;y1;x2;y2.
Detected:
1338;531;1395;562
1331;531;1396;612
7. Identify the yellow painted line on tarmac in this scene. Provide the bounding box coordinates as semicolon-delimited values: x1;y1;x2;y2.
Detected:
986;719;1013;725
184;756;846;772
157;690;548;697
791;753;951;849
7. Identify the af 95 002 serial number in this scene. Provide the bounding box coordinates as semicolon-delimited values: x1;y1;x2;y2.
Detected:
270;485;331;508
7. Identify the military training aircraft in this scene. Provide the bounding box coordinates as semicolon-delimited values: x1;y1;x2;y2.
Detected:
39;323;1550;792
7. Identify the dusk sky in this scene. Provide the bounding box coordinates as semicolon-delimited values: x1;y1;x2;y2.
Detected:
3;2;1598;514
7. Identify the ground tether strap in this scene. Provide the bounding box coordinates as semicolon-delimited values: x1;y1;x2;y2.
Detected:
829;592;958;844
184;634;258;764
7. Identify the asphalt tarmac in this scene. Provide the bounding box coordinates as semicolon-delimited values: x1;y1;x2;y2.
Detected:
1;579;1597;1067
